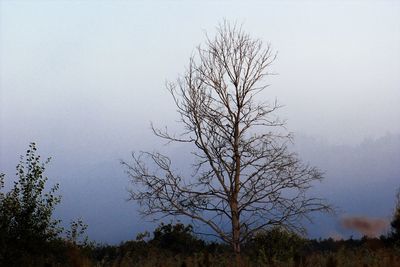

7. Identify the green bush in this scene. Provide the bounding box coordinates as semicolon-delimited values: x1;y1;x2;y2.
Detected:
0;143;62;266
244;227;307;265
150;222;206;254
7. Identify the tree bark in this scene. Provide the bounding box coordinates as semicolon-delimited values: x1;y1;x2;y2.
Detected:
232;205;241;266
232;94;242;266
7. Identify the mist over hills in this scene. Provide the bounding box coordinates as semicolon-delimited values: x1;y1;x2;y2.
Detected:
294;133;400;238
19;133;396;244
295;133;399;213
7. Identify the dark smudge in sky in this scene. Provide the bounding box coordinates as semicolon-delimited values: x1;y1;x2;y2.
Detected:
341;216;388;238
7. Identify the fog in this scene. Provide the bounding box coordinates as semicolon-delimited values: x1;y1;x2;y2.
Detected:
1;1;399;243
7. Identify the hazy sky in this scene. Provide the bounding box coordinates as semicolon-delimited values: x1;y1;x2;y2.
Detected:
1;1;399;243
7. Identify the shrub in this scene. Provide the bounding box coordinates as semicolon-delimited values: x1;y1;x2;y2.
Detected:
150;222;206;254
244;227;307;265
0;143;62;266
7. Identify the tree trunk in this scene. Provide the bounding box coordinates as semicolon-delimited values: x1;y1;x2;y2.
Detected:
233;241;241;267
232;104;242;266
231;202;241;266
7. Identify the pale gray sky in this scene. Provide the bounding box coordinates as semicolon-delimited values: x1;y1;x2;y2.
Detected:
1;1;399;243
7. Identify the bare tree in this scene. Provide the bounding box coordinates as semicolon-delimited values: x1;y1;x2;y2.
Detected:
122;22;330;264
391;188;400;241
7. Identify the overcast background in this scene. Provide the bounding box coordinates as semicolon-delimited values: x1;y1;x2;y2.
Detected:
1;0;399;243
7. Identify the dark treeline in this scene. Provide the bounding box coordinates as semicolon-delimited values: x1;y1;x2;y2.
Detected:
62;223;400;267
1;143;400;266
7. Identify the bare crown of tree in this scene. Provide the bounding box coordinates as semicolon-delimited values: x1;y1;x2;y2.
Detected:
122;21;330;257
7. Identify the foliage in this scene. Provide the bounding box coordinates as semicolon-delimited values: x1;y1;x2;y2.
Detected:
0;212;398;267
64;233;400;267
244;227;307;265
149;222;206;254
0;143;62;265
66;217;90;246
391;188;400;242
